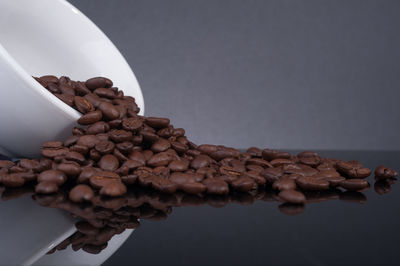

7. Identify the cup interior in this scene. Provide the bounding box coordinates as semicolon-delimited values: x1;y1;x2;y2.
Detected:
0;0;144;113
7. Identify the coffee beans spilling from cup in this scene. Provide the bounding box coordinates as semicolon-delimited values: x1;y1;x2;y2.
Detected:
0;75;397;207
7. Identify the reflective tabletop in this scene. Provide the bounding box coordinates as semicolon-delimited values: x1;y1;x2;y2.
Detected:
0;150;399;266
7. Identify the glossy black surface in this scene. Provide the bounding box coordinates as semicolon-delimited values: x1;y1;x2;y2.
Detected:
101;151;400;266
2;151;398;265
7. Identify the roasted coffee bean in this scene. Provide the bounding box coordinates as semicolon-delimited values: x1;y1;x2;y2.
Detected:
86;122;110;135
278;189;306;204
339;179;369;191
1;173;25;187
94;88;116;99
191;154;211;169
246;158;273;168
109;130;132;143
145;117;170;129
202;178;229;195
151;138;171;153
147;152;172;167
74;96;94;114
73;81;91;95
260;167;283;183
336;161;371;179
270;159;293;167
57;162;82;177
55;93;74;106
296;176;330;191
231;177;256;192
121;174;138;185
85;77;113;90
95;141;115;154
89;173;120;189
151;178;178;193
35;181;59;194
98;102;120;120
70;145;89;155
99;182;127;197
40;75;59;84
41;142;69;158
84;93;102;107
98;155;119;171
38;170;67;185
122;117;143;132
168;160;189;172
244;171;266;185
77;135;100;149
272;178;297;191
181;182;207;194
246;147;262;157
374;165;398;179
65;151;86;164
78;167;97;184
78;110;103;125
246;164;264;173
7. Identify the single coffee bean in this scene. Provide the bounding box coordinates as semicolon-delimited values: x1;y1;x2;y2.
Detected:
89;172;120;189
202;178;229;195
115;141;133;154
86;121;110;135
231;176;256;192
190;154;211;169
70;144;89;155
35;181;59;194
99;181;127;197
78;110;103;125
74;96;94;114
147;152;172;167
339;179;369;191
55;93;74;106
246;147;262;157
260;167;284;183
374;165;398;179
98;102;120;120
278;189;306;204
296;176;330;191
151;178;178;193
122;117;143;132
109;130;133;143
84;93;102;107
65;151;86;164
244;171;266;185
95;140;115;154
168;160;189;172
78;167;97;183
145;117;170;129
151;138;171;153
246;158;273;168
181;182;207;194
38;170;67;185
270;159;293;167
57;162;82;177
69;184;95;203
1;173;25;187
85;77;113;90
98;154;119;171
94;87;116;99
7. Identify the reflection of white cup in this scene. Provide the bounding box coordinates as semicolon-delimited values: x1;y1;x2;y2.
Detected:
0;0;144;158
0;194;134;266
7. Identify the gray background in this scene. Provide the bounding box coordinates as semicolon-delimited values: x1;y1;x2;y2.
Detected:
69;0;400;150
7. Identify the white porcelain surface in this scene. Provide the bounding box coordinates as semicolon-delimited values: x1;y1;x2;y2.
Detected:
0;194;76;265
0;0;144;158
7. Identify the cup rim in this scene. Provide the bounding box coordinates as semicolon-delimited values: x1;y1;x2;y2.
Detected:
0;0;144;120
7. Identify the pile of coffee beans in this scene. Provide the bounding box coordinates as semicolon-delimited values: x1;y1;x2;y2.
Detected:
0;75;398;207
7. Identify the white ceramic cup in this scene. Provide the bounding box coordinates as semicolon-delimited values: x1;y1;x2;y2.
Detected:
0;0;144;158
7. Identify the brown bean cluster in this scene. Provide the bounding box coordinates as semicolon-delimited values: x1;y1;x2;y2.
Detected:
0;75;398;208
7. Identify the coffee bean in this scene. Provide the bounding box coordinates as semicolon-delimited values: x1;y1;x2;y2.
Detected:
78;110;103;125
74;96;94;114
55;93;74;106
374;165;398;179
94;88;116;99
190;154;211;169
181;182;206;194
35;181;59;194
278;190;306;204
296;176;330;191
231;177;255;192
260;167;283;183
145;117;170;129
246;158;273;168
168;160;189;172
151;138;171;153
246;147;262;157
270;159;293;167
109;130;132;143
77;135;101;149
65;151;86;164
89;172;120;189
57;162;82;177
38;170;67;185
147;152;172;167
100;181;127;197
122;117;143;131
202;178;229;195
1;173;25;187
98;155;119;171
151;178;178;193
85;77;113;90
86;122;110;135
98;102;120;120
339;179;369;191
78;167;97;183
95;141;115;154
